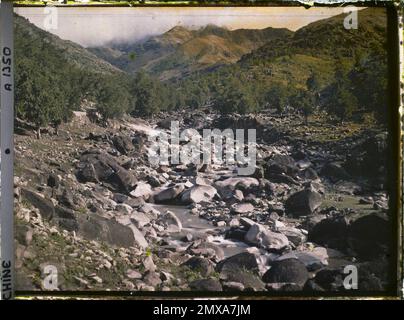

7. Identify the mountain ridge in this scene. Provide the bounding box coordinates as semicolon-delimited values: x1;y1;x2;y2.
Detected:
89;24;293;80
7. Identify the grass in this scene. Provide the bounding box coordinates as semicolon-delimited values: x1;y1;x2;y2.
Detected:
321;193;375;212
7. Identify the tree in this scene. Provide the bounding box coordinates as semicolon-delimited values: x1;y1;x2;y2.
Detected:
214;78;257;114
263;84;288;112
95;77;130;123
326;64;358;122
350;54;387;123
290;90;314;124
130;71;163;116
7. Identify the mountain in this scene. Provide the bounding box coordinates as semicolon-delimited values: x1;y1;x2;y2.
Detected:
15;14;122;75
180;8;387;104
89;24;293;80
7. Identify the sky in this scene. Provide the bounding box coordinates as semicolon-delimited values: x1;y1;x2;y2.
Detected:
14;7;350;48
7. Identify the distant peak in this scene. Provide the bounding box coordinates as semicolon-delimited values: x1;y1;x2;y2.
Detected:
166;25;190;33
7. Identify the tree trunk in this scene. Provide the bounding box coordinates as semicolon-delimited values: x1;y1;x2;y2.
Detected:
36;127;41;140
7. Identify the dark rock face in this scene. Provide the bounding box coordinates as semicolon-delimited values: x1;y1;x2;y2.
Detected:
348;214;390;260
21;188;54;220
189;278;223;291
76;151;136;194
285;189;322;217
182;257;214;277
262;258;309;287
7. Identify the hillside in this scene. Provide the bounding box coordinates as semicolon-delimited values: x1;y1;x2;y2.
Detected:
15;14;122;75
177;7;387;117
89;25;293;80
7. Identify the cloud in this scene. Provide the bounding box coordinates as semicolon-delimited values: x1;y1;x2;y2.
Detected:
14;7;346;48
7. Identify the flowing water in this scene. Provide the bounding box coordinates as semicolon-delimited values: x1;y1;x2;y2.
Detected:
152;204;249;258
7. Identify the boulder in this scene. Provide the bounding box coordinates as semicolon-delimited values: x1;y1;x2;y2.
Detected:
130;182;152;199
264;154;298;179
308;215;349;250
348;213;390;259
245;224;289;251
76;151;136;194
154;184;184;203
189;279;222;291
277;226;307;247
130;212;151;228
112;135;134;155
262;258;309;287
215;177;259;191
320;162;350;182
77;213;148;249
216;252;259;274
181;185;217;204
285;189;322;217
182;257;214;277
21;188;54;220
158;211;182;233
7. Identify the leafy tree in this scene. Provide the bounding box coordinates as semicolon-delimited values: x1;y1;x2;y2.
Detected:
95;76;130;122
263;84;288;112
324;63;358;122
290;90;314;124
129;71;163;116
350;54;387;123
214;79;257;114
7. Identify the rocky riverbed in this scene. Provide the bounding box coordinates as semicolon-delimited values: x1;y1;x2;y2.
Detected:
14;109;392;293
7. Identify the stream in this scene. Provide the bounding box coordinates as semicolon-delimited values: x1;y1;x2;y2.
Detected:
152;204;249;258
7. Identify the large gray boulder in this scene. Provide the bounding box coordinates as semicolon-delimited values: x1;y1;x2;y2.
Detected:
181;185;217;204
76;151;136;194
75;213;148;249
245;224;289;251
157;211;182;233
214;177;259;191
285;189;322;217
154;184;184;203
